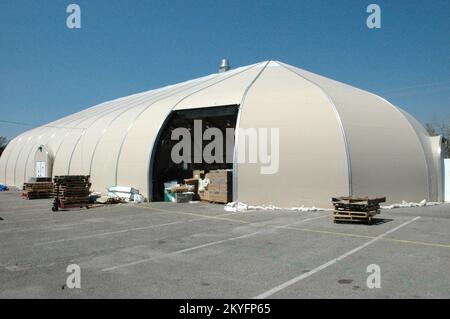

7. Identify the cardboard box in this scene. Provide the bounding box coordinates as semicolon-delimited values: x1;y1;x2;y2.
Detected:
198;190;210;201
183;178;199;194
172;184;189;193
207;188;231;203
208;192;231;204
193;170;205;179
207;184;220;192
207;170;232;184
204;169;232;203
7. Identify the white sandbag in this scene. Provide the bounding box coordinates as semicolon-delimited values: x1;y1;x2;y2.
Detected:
96;196;110;204
108;186;139;194
224;201;329;213
381;199;441;209
109;191;133;200
133;194;144;203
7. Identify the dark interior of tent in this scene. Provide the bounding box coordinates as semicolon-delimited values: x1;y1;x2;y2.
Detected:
151;105;238;201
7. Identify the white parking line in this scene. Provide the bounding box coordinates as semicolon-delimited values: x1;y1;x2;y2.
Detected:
0;217;54;224
33;220;187;246
253;216;421;299
0;226;23;233
0;206;175;230
102;231;264;272
102;215;328;272
32;211;243;246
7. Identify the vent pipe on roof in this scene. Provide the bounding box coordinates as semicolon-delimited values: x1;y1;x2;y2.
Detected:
218;59;230;73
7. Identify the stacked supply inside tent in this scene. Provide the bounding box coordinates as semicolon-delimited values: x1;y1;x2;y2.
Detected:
205;170;232;203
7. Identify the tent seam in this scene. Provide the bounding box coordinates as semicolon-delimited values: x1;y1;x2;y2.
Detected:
277;61;353;196
369;95;432;201
232;60;271;202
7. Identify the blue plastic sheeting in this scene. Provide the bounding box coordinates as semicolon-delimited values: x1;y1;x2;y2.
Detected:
0;184;8;191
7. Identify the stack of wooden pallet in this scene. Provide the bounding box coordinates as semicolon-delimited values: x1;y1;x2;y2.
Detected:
331;196;386;224
22;180;54;199
53;175;91;210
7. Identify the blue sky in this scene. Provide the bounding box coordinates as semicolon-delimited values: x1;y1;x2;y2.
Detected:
0;0;449;140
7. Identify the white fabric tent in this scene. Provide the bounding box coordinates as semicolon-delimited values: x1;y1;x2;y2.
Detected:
0;61;444;206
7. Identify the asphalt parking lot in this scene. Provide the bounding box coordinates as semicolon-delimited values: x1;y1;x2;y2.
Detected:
0;191;449;298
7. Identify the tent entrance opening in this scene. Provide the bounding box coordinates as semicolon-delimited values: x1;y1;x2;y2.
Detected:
151;105;238;201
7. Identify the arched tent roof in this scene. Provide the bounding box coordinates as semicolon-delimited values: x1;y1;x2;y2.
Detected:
0;61;443;206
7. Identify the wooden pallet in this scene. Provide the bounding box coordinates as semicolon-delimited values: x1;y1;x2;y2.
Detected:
24;185;54;190
333;204;380;212
331;196;385;225
54;175;90;180
26;188;54;192
331;196;386;205
21;192;53;199
53;196;89;200
52;175;91;211
53;188;90;195
53;199;90;211
333;210;379;217
59;199;90;205
333;210;379;224
22;182;54;199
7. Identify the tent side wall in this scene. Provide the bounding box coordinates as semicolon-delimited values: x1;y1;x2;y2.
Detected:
1;133;24;185
235;63;350;207
283;63;432;203
0;92;142;187
398;108;443;202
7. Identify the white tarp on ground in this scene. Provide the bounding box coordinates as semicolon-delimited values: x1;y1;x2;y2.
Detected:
380;199;441;209
445;159;450;202
224;201;330;213
107;185;144;203
225;199;442;212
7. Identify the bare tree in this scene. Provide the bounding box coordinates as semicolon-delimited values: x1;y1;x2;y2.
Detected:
0;136;8;157
424;116;450;158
